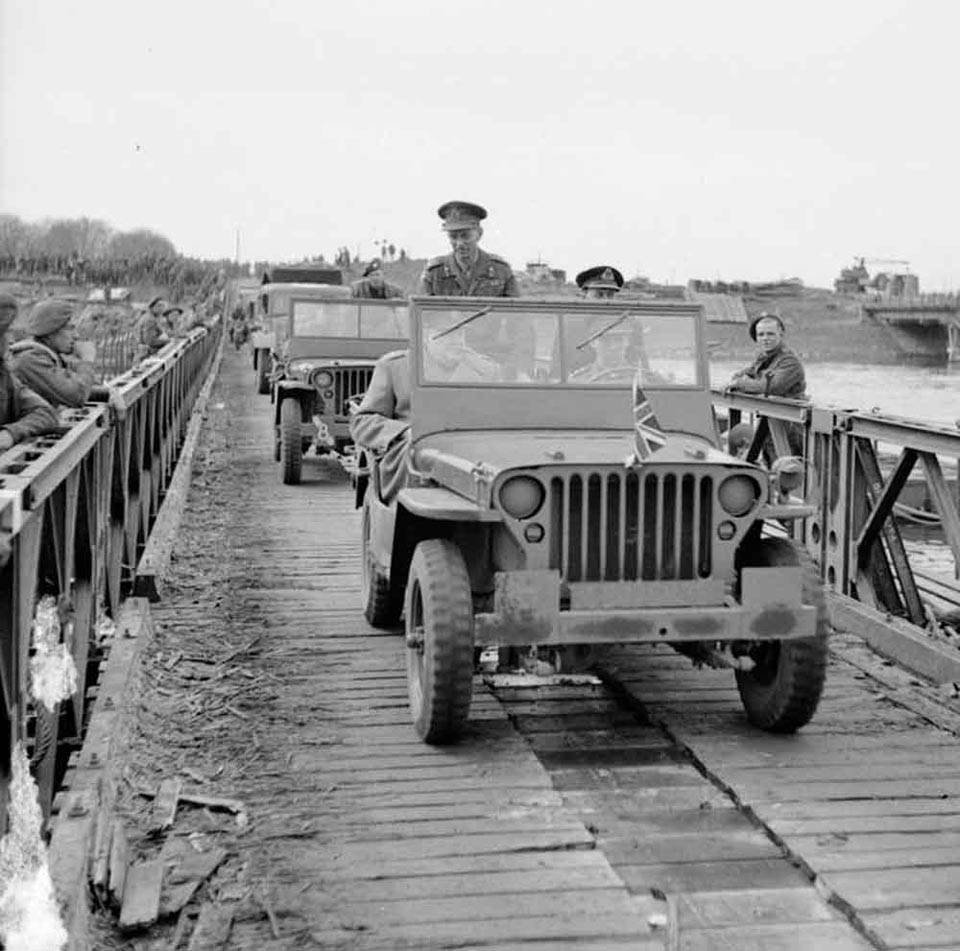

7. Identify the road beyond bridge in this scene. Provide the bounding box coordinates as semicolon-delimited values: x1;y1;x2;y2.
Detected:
56;345;960;951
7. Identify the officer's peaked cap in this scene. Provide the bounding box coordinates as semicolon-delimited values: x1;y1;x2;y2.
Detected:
26;299;74;338
748;311;784;341
438;201;487;231
576;265;624;290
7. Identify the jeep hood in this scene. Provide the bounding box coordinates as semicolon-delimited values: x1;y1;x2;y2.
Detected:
412;430;733;476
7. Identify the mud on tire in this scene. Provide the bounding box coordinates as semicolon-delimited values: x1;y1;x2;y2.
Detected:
405;539;474;744
735;537;828;733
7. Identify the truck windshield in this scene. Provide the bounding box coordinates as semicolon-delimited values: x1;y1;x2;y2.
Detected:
419;309;701;386
292;301;410;339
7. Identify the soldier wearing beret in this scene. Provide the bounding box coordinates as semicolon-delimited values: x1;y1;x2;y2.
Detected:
8;299;97;408
0;295;60;451
576;265;624;300
136;296;172;360
418;202;518;298
352;259;404;300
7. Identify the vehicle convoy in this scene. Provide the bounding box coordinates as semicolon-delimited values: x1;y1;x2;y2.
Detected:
252;267;344;395
274;295;409;484
358;297;828;743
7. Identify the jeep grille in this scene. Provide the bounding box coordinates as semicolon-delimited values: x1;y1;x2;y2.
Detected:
547;471;713;582
333;367;374;416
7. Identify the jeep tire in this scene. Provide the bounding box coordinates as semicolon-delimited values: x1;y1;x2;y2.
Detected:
405;539;474;744
361;495;402;627
735;537;828;733
256;350;272;395
279;398;303;485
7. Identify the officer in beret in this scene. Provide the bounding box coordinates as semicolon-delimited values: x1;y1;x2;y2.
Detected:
0;297;59;452
726;313;806;399
418;202;518;298
351;259;404;300
136;296;171;360
8;299;97;408
726;312;806;455
576;266;624;300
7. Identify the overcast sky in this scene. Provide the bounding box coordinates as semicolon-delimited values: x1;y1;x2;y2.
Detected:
2;0;957;288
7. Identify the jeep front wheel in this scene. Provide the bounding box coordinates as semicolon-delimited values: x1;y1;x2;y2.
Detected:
735;537;828;733
279;398;303;485
405;539;474;744
256;351;272;395
361;496;402;628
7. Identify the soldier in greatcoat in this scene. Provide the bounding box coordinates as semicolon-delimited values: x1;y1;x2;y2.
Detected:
8;299;96;408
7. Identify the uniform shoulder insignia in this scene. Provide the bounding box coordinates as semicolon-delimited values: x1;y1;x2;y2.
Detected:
485;253;510;266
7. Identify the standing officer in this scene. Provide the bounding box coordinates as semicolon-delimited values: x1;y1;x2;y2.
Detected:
576;266;624;300
8;299;96;408
418;201;518;297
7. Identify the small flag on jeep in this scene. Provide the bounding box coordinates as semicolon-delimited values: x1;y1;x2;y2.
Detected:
633;372;667;459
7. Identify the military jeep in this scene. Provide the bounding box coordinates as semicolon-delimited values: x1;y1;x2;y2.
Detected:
274;295;408;484
359;297;828;743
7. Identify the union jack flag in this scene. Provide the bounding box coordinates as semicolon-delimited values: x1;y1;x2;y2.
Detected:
632;372;667;459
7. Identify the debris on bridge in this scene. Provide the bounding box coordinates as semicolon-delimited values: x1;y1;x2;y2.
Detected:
29;595;78;711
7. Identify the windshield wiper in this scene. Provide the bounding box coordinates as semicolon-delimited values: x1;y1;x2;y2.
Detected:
431;305;493;340
575;311;632;350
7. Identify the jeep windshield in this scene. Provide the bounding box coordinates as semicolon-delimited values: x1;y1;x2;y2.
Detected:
420;307;700;386
292;301;409;339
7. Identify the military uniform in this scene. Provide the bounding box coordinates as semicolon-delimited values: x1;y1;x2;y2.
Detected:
0;367;59;444
349;350;411;503
136;309;170;359
418;250;518;298
8;339;95;408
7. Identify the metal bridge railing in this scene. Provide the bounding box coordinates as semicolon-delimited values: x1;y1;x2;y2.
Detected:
90;329;139;382
717;391;960;635
0;322;222;820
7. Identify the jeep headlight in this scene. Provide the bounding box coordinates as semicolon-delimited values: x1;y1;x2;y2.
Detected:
310;368;334;389
498;476;545;520
718;474;761;516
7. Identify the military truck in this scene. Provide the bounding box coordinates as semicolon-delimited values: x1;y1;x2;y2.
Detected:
357;297;827;743
274;295;409;484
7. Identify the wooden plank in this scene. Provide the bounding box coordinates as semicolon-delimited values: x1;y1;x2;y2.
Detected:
107;819;129;904
675;887;838;928
616;858;809;894
819;866;960;910
752;797;960;823
734;777;960;802
149;778;181;833
600;830;781;865
118;859;165;931
802;844;960;873
681;920;873;951
863;906;960;949
769;813;960;836
187;902;235;951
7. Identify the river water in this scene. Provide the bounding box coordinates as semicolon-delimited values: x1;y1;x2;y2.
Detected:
711;359;960;587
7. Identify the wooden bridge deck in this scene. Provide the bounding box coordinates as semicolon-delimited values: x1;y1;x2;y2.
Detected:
92;346;960;951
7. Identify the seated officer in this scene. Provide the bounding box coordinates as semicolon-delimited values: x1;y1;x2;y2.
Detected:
8;299;97;408
571;322;638;383
576;265;624;300
423;323;501;383
352;259;404;300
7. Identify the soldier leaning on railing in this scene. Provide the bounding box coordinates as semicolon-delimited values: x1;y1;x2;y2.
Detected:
0;295;60;457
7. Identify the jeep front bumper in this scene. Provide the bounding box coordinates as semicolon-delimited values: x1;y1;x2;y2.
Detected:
473;568;818;645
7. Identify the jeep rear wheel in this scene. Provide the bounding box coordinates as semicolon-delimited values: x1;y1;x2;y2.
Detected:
256;351;272;395
361;496;402;628
405;539;474;744
279;398;303;485
735;537;828;733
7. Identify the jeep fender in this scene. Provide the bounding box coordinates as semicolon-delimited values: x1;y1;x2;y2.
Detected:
389;489;501;601
273;382;313;425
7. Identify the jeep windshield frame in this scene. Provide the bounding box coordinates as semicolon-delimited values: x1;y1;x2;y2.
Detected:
409;296;714;440
286;298;410;360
